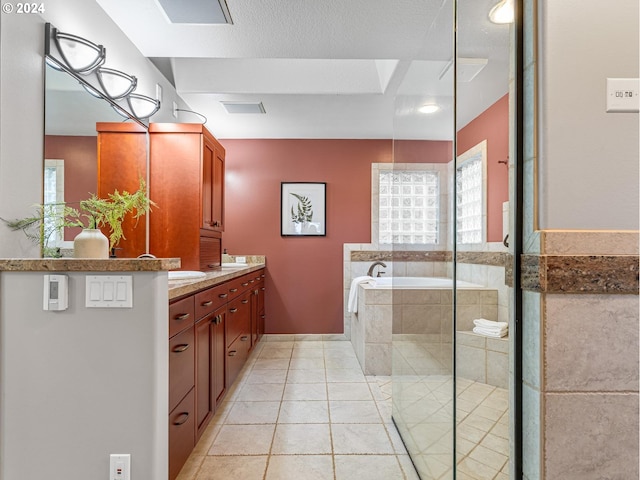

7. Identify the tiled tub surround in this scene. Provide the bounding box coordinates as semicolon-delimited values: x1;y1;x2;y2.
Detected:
351;280;499;376
343;244;511;341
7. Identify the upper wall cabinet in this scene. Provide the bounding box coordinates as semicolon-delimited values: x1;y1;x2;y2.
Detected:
97;123;225;270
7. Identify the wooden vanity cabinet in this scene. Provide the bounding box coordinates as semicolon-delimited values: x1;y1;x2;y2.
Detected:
96;122;225;270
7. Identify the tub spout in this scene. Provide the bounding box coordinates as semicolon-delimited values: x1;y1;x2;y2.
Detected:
367;261;387;277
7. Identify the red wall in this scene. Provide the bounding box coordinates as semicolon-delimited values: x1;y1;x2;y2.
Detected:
44;135;98;240
457;94;509;242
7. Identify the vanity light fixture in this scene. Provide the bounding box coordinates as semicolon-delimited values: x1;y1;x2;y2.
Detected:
52;28;106;74
488;0;514;24
418;104;440;114
97;68;137;100
127;93;161;119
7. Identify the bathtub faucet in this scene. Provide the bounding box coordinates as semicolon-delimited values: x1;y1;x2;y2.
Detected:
367;261;387;277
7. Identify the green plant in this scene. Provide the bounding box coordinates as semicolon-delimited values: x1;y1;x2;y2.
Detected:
3;179;154;256
289;193;314;224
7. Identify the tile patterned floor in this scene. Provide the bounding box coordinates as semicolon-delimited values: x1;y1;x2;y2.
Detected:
176;338;509;480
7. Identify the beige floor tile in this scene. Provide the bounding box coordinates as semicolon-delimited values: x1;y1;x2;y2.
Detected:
245;369;288;384
332;424;395;454
252;358;291;370
175;454;204;480
208;424;275;455
329;400;383;424
457;456;499;480
195;456;267;480
283;382;327;401
326;368;367;383
328;382;374;401
479;433;509;456
265;455;334;480
286;368;326;384
292;340;325;349
236;383;285;402
468;444;508;472
291;348;324;358
335;455;404;480
397;454;421;480
258;348;293;359
278;400;329;423
325;356;362;369
225;401;281;424
271;423;332;454
289;357;326;370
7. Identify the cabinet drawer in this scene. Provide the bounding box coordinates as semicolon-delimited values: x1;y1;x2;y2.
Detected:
195;284;228;319
226;291;251;347
226;335;250;389
169;326;195;412
169;296;195;338
169;387;195;480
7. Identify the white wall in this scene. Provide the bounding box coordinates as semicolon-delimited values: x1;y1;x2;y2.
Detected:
0;0;189;258
538;0;639;230
0;271;169;480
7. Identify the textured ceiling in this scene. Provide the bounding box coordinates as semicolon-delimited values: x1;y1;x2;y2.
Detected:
95;0;511;139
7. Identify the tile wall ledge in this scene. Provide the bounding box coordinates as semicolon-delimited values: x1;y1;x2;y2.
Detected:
0;258;182;272
541;230;639;255
521;254;639;294
351;250;512;265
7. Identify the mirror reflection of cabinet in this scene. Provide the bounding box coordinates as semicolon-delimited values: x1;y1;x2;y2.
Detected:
97;123;225;269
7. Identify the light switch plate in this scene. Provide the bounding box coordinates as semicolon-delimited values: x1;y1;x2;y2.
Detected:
86;275;133;308
606;78;640;112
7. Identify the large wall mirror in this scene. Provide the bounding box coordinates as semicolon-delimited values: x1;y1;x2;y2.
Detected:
44;58;149;247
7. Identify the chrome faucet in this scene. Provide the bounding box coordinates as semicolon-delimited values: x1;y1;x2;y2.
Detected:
367;261;387;277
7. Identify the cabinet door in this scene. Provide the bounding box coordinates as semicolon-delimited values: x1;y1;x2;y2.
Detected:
212;147;225;232
169;387;195;480
169;326;195;413
212;308;226;405
195;316;213;438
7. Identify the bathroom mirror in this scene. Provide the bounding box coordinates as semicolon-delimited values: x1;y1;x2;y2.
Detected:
43;60;149;247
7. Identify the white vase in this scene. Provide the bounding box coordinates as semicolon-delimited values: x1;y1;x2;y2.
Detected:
73;229;109;258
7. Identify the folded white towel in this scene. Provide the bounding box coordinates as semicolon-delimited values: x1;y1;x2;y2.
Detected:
347;276;373;313
473;318;508;329
473;326;508;338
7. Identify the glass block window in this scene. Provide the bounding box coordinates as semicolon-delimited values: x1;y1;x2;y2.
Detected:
379;170;439;244
456;154;482;244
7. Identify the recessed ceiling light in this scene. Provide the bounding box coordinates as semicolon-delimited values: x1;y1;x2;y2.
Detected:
489;0;514;24
221;101;266;114
418;104;440;114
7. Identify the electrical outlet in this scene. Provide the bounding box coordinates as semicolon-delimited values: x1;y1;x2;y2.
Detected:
236;256;247;264
110;454;130;480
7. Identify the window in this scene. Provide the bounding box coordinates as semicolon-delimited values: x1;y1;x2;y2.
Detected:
378;169;439;245
456;141;486;244
43;159;65;246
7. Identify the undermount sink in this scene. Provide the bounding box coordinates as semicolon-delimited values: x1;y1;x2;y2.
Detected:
168;271;207;280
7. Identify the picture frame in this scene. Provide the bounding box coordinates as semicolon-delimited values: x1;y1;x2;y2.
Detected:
281;182;326;236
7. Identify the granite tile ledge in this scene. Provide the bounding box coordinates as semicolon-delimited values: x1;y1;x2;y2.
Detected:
521;255;639;294
0;258;181;272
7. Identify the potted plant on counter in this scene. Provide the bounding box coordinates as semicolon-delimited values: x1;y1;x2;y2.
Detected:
3;179;154;258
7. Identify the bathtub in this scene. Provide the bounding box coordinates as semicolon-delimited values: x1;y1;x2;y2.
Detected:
371;276;483;289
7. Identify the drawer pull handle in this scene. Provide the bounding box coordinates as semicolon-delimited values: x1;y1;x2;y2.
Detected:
242;282;249;287
241;299;249;304
228;350;237;357
241;336;249;341
201;300;213;307
174;313;190;321
261;287;265;291
254;290;259;295
261;315;265;319
218;293;228;298
172;344;190;353
229;308;238;313
230;288;238;293
211;314;222;325
173;412;190;426
249;280;255;284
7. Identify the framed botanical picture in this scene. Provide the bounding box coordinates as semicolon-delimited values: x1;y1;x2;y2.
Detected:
281;182;326;236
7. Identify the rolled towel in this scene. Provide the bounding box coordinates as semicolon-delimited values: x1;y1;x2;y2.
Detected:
473;318;508;329
473;326;508;338
347;276;373;313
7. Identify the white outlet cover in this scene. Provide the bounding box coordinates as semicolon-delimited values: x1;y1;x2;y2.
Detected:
606;78;640;113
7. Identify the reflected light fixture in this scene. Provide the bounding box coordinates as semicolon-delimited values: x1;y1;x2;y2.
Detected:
127;93;161;119
52;28;106;74
489;0;514;24
97;68;137;99
419;104;440;114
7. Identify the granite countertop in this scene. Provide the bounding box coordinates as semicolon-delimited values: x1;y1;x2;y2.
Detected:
0;258;181;271
168;263;266;300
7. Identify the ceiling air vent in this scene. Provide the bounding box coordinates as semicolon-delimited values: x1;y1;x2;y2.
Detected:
220;102;266;114
157;0;232;25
